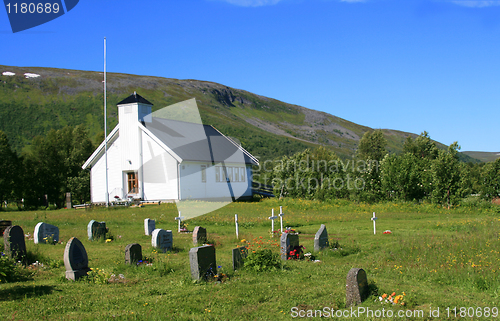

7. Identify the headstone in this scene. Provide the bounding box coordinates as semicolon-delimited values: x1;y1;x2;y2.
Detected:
280;232;300;260
151;229;173;253
125;243;142;265
192;226;207;245
3;225;27;263
144;218;155;236
232;247;248;271
0;220;12;236
64;237;91;281
314;224;329;252
189;245;217;280
87;220;107;241
34;222;59;244
346;268;369;307
65;192;72;209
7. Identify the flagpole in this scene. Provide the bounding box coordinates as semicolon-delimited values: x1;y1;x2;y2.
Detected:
104;37;109;207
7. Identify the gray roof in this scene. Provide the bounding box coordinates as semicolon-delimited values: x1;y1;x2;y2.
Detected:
117;92;153;106
143;117;258;165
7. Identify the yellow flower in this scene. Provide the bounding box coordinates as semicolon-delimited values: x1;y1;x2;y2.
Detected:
241;239;246;243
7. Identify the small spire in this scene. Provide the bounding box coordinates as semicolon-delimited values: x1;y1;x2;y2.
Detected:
134;91;137;96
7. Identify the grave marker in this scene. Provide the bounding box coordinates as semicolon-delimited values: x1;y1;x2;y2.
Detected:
174;211;184;232
346;268;369;307
151;229;173;253
232;246;248;271
125;243;142;265
268;209;278;233
64;237;91;281
144;218;155;236
280;232;299;260
3;225;27;263
189;245;217;280
192;226;207;245
34;222;59;244
279;206;284;233
235;214;239;239
314;224;329;252
0;220;12;236
371;212;377;235
87;220;107;241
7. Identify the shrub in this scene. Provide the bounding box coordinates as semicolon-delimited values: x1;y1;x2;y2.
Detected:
244;249;281;272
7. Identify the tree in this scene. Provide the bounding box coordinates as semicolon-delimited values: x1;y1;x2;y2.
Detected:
357;129;388;162
271;147;347;200
21;125;94;208
431;142;461;208
380;153;432;202
0;131;19;209
481;158;500;201
403;131;439;160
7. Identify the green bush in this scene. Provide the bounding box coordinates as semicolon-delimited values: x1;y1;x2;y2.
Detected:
244;249;281;272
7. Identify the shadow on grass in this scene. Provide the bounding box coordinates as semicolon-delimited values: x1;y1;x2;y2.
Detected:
0;285;60;301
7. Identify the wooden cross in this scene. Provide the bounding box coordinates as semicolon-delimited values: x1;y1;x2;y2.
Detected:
268;209;278;233
174;211;184;233
371;212;377;235
279;206;285;233
235;214;239;239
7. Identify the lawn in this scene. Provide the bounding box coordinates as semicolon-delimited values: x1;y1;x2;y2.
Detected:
1;199;499;320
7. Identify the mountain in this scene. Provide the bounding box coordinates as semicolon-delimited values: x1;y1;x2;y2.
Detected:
462;151;500;163
0;65;480;163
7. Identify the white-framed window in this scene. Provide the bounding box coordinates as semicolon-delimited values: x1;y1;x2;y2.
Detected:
215;166;221;182
240;167;246;182
227;167;233;182
201;165;207;183
234;167;239;182
222;166;226;182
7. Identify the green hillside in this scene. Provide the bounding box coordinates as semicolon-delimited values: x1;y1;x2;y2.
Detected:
0;65;480;162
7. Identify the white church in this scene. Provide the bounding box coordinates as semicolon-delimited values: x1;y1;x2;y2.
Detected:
82;93;259;204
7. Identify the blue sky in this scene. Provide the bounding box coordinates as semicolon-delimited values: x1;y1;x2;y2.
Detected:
1;0;499;152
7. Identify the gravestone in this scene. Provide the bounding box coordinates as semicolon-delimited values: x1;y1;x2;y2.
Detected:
314;224;329;252
346;268;369;307
64;237;91;281
3;225;27;263
34;222;59;244
87;220;107;241
151;229;173;253
189;245;217;280
125;243;142;265
192;226;207;245
232;246;248;271
0;220;12;236
280;232;300;260
144;218;155;236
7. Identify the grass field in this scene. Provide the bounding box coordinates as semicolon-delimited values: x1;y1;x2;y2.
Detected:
1;199;499;320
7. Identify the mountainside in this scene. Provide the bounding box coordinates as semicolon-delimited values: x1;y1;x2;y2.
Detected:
0;65;480;163
462;151;500;163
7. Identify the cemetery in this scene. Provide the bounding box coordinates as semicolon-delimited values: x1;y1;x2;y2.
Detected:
0;199;499;320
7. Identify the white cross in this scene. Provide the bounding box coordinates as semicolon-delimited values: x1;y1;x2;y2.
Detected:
279;206;284;233
268;208;278;234
371;212;377;235
174;211;184;233
235;214;239;239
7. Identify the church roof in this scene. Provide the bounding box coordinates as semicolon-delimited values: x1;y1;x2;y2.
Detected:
143;117;258;165
117;92;153;106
